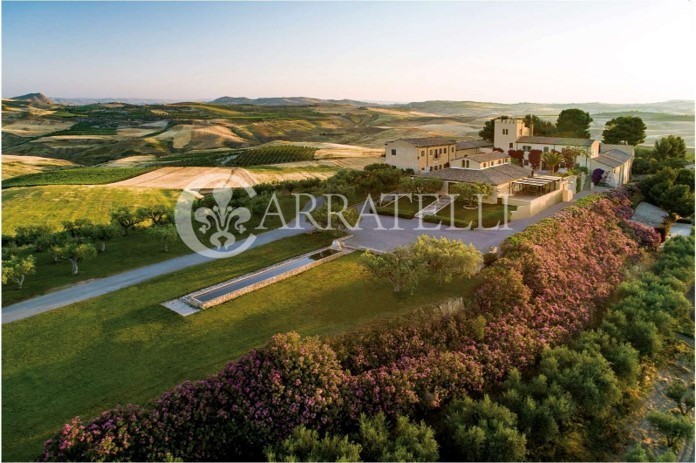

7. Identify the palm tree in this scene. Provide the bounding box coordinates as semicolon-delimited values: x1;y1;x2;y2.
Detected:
542;151;564;173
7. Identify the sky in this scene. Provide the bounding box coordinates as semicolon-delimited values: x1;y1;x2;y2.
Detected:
2;1;694;103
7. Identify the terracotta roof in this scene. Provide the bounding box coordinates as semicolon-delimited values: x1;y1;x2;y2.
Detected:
517;136;596;147
466;152;510;163
390;137;456;147
422;164;531;186
456;140;494;150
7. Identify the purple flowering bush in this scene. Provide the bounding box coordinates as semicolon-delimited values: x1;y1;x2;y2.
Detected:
41;189;654;462
621;220;662;249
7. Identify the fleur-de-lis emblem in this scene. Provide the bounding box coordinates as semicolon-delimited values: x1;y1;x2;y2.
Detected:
194;188;251;250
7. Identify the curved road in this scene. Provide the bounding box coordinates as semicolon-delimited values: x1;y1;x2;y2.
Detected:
3;189;599;324
2;199;322;324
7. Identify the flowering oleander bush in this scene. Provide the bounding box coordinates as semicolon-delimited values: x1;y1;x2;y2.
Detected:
219;333;346;447
621;220;662;249
40;405;151;462
41;189;658;461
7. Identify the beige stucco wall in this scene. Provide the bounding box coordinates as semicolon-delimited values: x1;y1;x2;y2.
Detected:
385;140;420;170
510;189;565;220
494;118;529;150
385;140;456;172
590;159;628;187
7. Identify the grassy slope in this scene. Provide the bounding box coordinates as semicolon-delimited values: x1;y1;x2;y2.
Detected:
1;234;474;461
2;195;303;305
1;156;76;180
1;167;153;188
1;185;179;233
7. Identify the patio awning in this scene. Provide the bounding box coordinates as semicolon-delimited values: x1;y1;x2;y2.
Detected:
512;175;561;187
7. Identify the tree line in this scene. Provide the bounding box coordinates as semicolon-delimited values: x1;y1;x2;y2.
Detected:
480;109;648;146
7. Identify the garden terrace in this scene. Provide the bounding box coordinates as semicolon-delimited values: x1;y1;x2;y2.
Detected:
2;235;472;461
28;189;668;462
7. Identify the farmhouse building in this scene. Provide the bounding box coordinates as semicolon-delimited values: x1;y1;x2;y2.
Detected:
492;117;634;187
385;137;492;172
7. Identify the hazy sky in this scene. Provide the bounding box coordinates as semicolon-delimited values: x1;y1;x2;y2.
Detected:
2;1;694;103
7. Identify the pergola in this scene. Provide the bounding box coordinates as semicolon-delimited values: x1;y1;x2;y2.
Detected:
511;175;562;196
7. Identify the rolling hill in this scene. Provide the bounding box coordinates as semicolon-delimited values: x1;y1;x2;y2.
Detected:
2;94;693;168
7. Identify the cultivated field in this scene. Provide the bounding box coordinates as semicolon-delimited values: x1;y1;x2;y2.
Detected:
107;167;259;189
1;155;75;179
1;119;75;137
2;185;179;232
2;167;153;188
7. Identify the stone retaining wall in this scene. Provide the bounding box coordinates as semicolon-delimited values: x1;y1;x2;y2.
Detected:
185;247;349;309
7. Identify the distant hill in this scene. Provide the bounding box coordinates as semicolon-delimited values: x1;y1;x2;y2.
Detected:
11;92;53;105
211;96;371;106
390;100;694;117
52;97;179;105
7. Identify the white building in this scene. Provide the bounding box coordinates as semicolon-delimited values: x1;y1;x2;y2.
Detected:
384;137;492;172
492;117;633;186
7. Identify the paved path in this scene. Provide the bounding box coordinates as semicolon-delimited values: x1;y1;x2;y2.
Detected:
2;189;602;323
2;204;320;324
346;189;601;253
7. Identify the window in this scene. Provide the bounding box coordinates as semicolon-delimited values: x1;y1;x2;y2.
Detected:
543;147;549;153
523;145;531;152
509;142;513;149
391;149;397;156
502;128;509;135
482;162;487;168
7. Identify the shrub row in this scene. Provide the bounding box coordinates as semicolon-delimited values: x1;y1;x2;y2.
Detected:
40;189;665;461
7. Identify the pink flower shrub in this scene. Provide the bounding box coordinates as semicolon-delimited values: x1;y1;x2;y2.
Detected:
622;220;662;250
219;333;346;446
41;189;653;462
40;405;150;461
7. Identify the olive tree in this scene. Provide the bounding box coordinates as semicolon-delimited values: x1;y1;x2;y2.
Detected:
147;224;179;252
442;395;527;462
398;177;443;195
51;240;97;274
110;206;145;236
647;411;694;450
137;205;172;226
411;235;482;285
358;413;439;462
449;182;494;208
86;224;118;252
265;426;361;462
2;254;36;289
362;246;424;294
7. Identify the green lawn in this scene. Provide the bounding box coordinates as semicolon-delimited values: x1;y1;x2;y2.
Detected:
373;197;512;228
2;185;179;233
431;202;516;228
374;196;436;218
1;167;153;188
2;194;304;305
1;233;474;461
